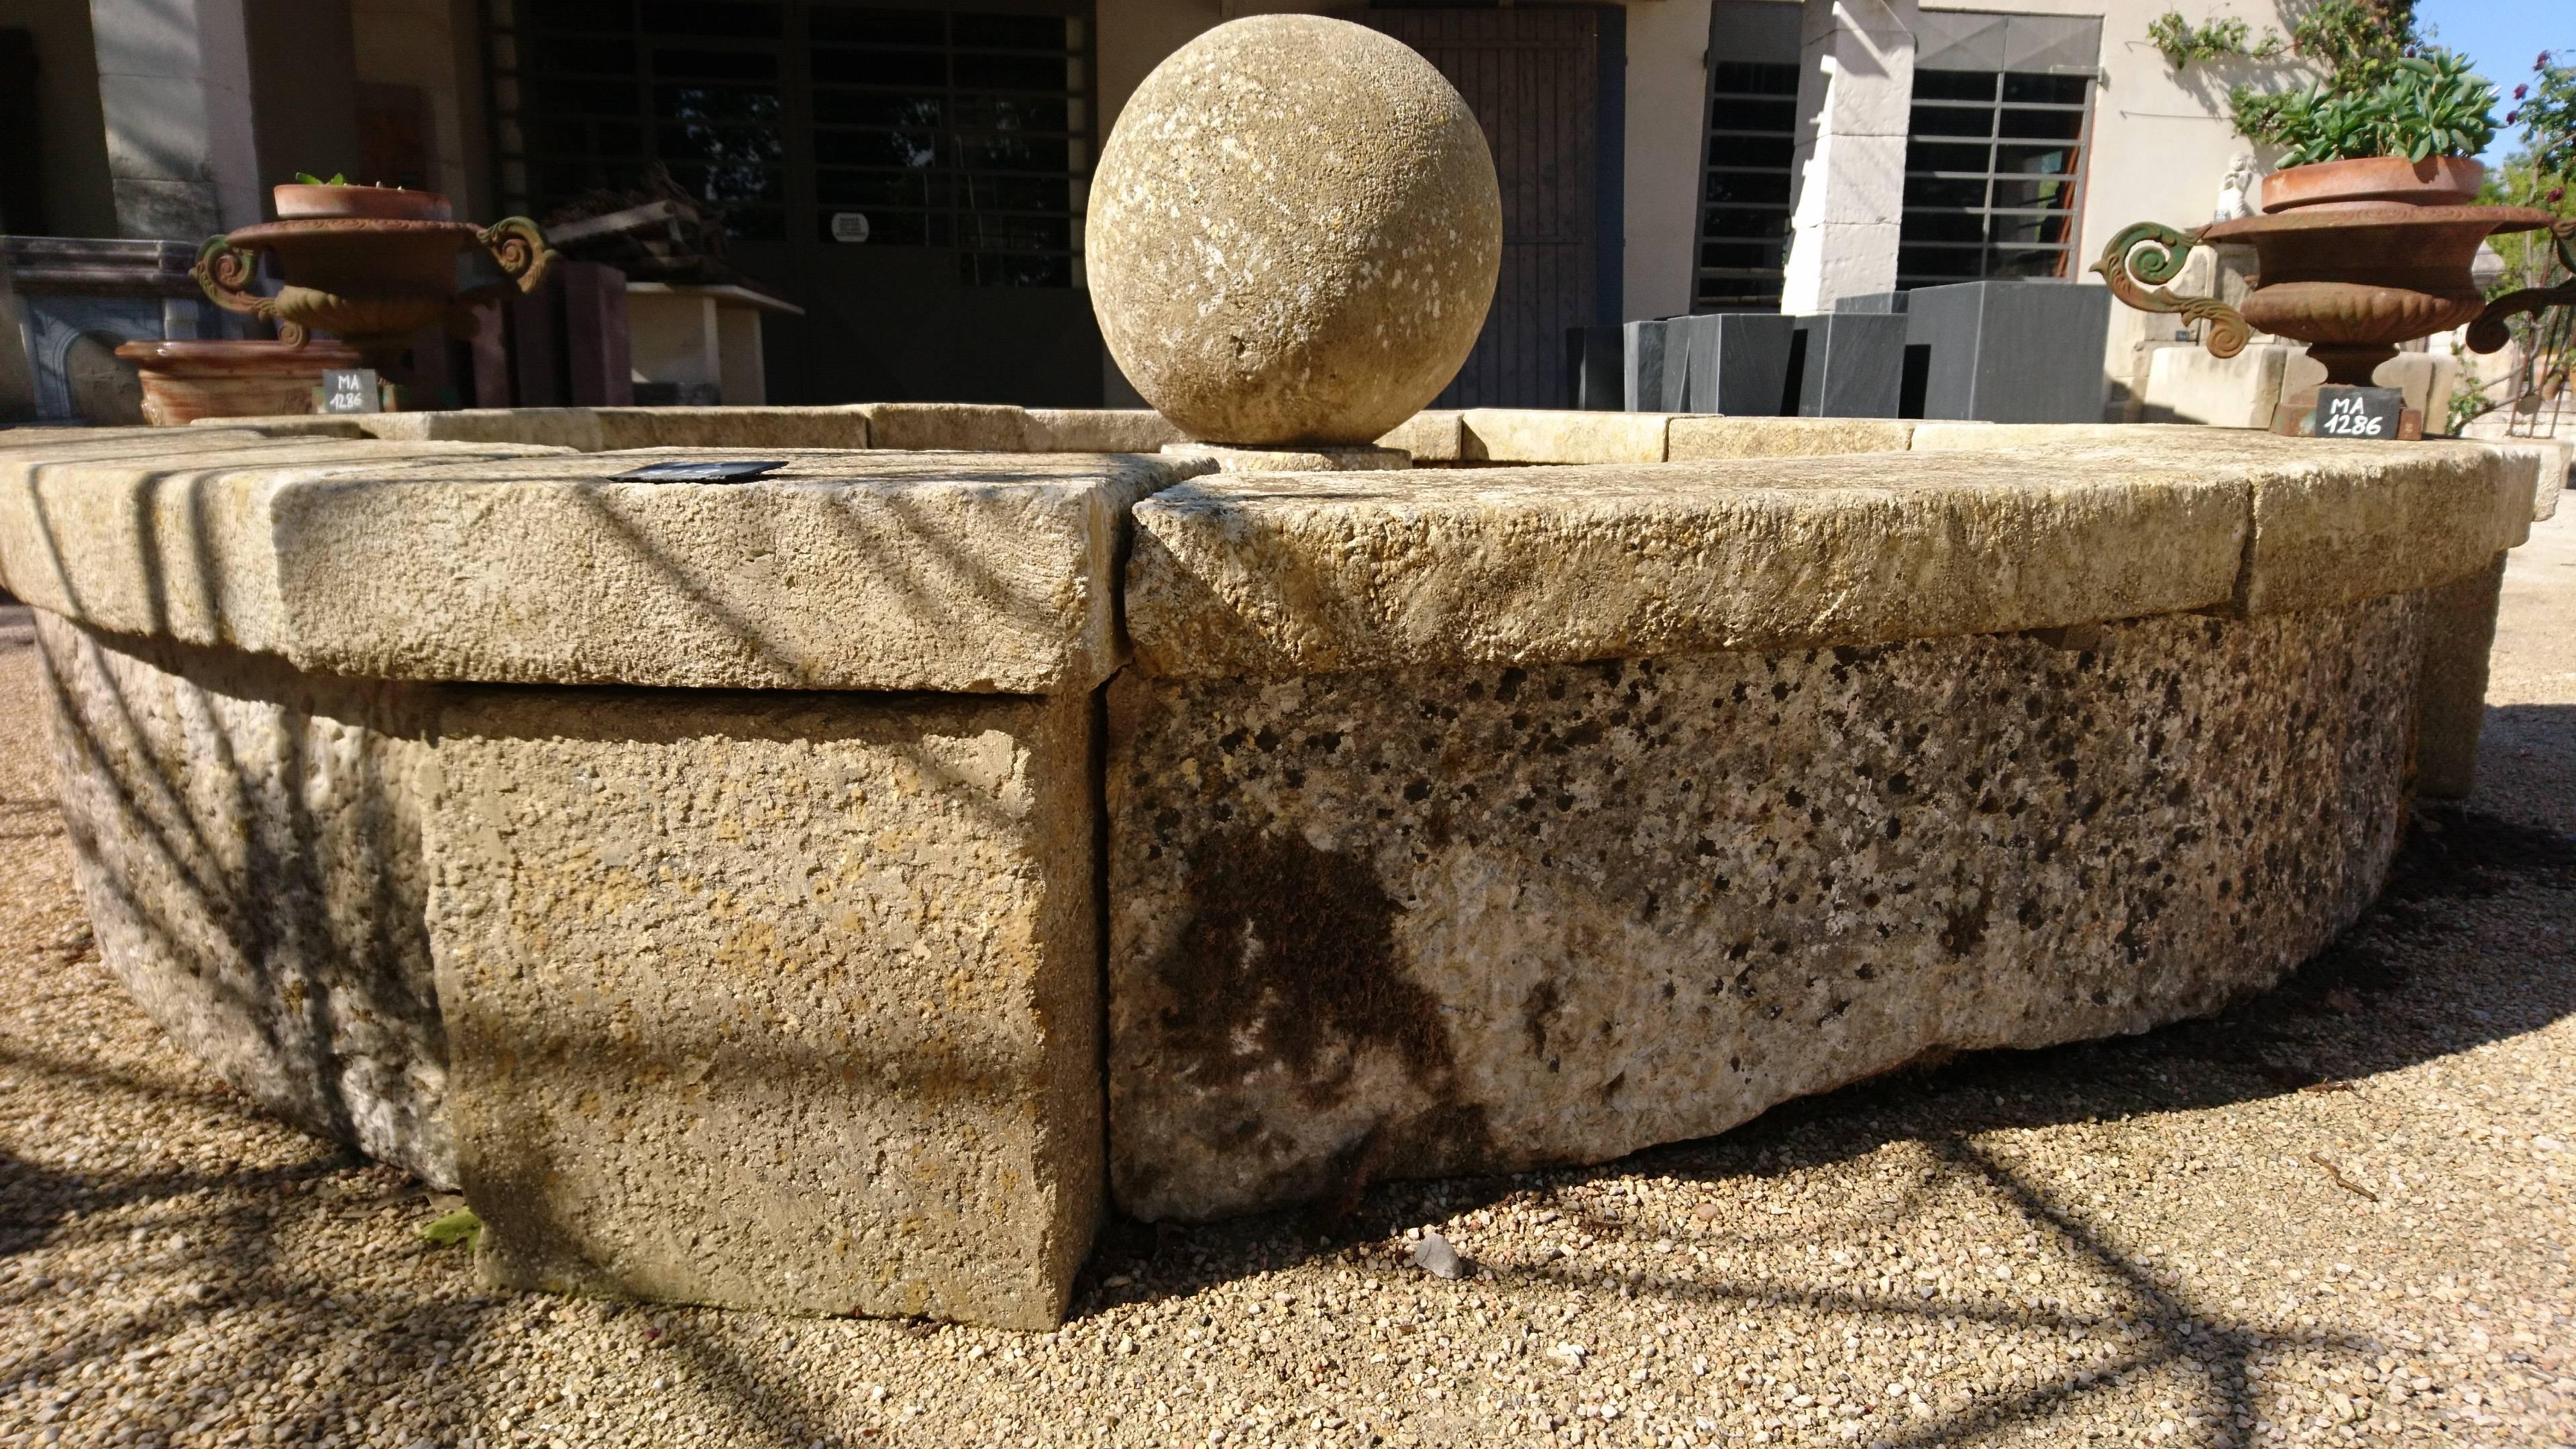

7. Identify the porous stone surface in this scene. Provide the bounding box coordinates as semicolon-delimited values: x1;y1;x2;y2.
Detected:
1907;427;2528;613
1023;407;1189;453
1124;453;2253;680
426;686;1101;1329
1086;15;1501;445
1460;409;1678;464
1375;409;1465;462
1665;415;1917;460
857;402;1031;452
2416;551;2507;799
1163;443;1411;473
2;442;1204;694
33;613;454;1186
1105;592;2422;1221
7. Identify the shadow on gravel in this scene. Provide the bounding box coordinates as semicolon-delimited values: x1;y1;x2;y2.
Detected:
1077;802;2576;1444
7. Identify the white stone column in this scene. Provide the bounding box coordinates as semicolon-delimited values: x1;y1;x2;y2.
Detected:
1779;0;1915;315
89;0;264;239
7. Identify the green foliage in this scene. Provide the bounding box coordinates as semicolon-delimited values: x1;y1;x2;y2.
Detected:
2220;3;2496;164
292;172;351;186
2147;12;2278;70
2505;51;2576;197
417;1207;482;1248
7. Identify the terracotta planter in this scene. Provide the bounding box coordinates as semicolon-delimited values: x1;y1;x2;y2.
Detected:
113;339;366;426
2261;155;2484;215
194;214;552;369
274;184;454;223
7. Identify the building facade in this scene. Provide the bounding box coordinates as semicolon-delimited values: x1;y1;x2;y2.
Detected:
0;0;2272;412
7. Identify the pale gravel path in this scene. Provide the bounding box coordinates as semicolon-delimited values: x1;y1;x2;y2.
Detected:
3;504;2575;1449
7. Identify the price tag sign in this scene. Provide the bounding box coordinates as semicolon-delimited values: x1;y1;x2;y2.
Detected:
830;212;871;244
2312;385;2403;440
320;368;382;414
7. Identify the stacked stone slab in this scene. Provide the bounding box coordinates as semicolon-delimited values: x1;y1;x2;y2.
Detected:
0;420;2546;1326
1;426;1211;1329
1105;433;2530;1220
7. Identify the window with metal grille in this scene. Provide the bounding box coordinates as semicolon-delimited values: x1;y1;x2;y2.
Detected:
485;0;1091;286
1896;68;2090;288
1697;60;1799;312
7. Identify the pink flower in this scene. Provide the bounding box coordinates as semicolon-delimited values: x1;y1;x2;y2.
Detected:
2516;85;2530;99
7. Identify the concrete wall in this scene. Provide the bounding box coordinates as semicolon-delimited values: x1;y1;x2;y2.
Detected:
1620;0;1714;321
87;0;265;237
0;0;118;237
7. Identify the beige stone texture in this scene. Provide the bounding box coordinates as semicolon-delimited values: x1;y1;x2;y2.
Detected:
2415;550;2506;799
1376;410;1466;463
1905;427;2529;616
0;436;574;649
1106;593;2421;1221
427;686;1100;1329
1124;453;2253;680
1460;409;1676;464
3;443;1200;694
1023;407;1188;454
1087;16;1502;445
1162;443;1410;473
592;407;872;450
1664;415;1917;460
33;613;454;1186
857;402;1033;452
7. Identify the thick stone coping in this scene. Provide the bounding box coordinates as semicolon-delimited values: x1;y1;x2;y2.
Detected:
2;429;1204;694
1124;438;2526;680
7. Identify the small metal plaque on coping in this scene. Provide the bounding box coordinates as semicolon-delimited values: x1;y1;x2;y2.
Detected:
607;460;791;484
2310;385;2406;441
320;368;381;414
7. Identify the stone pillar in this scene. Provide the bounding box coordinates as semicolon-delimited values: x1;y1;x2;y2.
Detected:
89;0;264;238
1779;0;1915;315
2415;551;2508;800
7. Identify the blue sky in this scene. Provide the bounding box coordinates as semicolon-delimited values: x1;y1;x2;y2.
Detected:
2416;0;2572;166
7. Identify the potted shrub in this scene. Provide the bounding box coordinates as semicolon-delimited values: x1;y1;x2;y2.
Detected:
272;172;454;223
2257;52;2501;211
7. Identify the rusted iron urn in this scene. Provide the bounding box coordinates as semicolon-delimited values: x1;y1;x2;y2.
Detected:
193;187;555;376
2201;203;2551;385
2094;157;2565;392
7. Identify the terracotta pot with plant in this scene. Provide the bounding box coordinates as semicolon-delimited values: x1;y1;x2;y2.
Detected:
2096;43;2559;394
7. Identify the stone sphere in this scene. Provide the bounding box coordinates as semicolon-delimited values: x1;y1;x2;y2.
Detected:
1087;16;1502;446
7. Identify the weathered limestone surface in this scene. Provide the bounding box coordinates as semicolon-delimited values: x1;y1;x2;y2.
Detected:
1377;411;1465;463
1461;409;1678;464
0;435;574;658
1163;443;1411;473
2416;551;2508;800
427;686;1099;1328
1911;429;2527;614
1087;16;1501;445
1106;594;2422;1221
34;613;455;1186
1666;416;1917;460
3;443;1203;694
1124;454;2254;680
1024;408;1189;454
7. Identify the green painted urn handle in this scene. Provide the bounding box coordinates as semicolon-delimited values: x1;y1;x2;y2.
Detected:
192;235;308;346
2090;222;2252;360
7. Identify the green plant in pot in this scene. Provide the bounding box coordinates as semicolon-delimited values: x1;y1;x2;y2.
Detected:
2255;51;2501;211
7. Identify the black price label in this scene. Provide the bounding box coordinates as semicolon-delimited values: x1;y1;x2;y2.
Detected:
2312;385;2403;440
320;368;381;414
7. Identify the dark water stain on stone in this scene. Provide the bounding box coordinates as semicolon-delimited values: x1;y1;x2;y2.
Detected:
1152;829;1463;1115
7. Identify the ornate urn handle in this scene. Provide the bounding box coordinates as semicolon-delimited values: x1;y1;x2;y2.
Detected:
193;235;309;346
2090;222;2251;360
2467;219;2576;356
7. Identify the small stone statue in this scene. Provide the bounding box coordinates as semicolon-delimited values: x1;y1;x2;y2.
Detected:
2214;154;2257;222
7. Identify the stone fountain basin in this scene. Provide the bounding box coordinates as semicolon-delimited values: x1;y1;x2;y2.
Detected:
0;413;2558;1328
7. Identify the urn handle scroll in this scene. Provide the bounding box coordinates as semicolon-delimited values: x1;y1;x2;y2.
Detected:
191;236;310;347
2090;222;2252;361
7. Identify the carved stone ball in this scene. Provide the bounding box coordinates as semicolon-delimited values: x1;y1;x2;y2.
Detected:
1087;15;1502;446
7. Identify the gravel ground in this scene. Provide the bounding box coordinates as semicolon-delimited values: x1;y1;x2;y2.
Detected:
3;505;2575;1449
